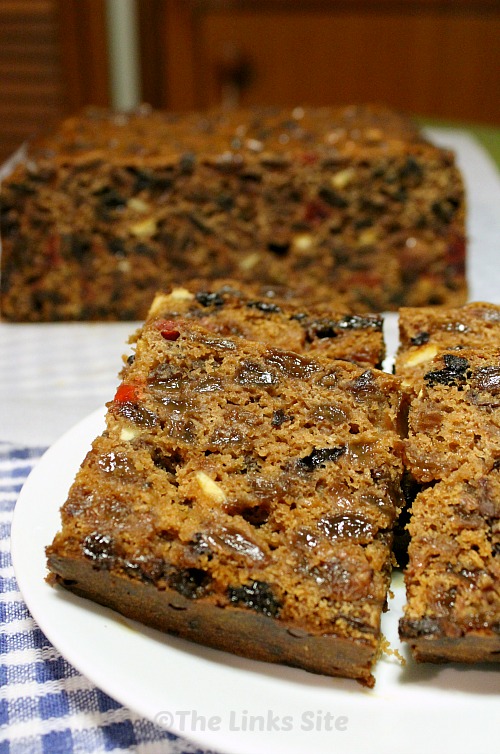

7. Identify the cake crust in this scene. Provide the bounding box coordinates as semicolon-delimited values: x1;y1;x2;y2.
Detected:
47;554;377;682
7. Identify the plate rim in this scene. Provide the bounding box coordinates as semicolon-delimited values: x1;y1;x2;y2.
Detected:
11;408;500;754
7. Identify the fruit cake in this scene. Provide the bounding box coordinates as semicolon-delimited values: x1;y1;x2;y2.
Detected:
395;302;500;386
404;347;500;484
1;103;466;321
399;464;500;663
393;302;500;568
144;279;385;368
46;295;405;686
398;344;500;662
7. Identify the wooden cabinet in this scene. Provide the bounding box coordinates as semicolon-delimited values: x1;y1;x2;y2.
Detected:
0;0;109;165
143;0;500;124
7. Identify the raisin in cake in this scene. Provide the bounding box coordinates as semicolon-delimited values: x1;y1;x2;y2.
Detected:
145;279;385;368
47;295;405;686
398;345;500;662
1;104;466;321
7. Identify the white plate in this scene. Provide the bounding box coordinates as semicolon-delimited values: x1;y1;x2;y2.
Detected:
11;407;500;754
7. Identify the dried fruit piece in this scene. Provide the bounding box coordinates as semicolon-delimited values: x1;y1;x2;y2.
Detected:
227;580;281;617
424;354;469;387
114;383;141;404
297;446;345;472
195;291;225;308
271;408;294;427
155;319;181;340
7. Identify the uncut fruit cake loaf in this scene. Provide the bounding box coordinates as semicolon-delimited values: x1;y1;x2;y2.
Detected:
46;294;405;686
142;279;386;368
1;103;466;321
397;344;500;662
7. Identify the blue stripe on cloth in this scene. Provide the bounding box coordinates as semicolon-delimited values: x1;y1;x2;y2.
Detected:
0;600;31;624
96;690;122;714
0;444;219;754
0;445;46;461
102;721;136;751
0;484;25;497
0;551;13;568
41;729;73;754
38;691;70;721
1;466;38;480
0;523;14;542
0;628;47;655
0;576;18;593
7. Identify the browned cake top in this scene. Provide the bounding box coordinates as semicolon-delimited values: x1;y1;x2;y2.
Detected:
25;103;435;168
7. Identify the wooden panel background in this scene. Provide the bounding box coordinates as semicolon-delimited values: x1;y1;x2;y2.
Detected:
0;0;110;165
0;0;63;163
151;0;500;124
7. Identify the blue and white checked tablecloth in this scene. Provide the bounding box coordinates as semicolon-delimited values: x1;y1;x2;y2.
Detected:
0;443;217;754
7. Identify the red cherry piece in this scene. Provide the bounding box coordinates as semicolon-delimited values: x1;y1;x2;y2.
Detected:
304;199;330;224
114;384;140;404
161;328;180;341
155;319;181;341
45;234;63;266
300;151;318;166
446;234;466;275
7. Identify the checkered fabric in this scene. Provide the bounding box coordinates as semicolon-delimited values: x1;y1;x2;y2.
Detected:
0;444;216;754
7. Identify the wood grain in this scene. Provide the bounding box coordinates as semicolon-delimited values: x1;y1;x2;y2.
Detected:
147;0;500;124
0;0;110;165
